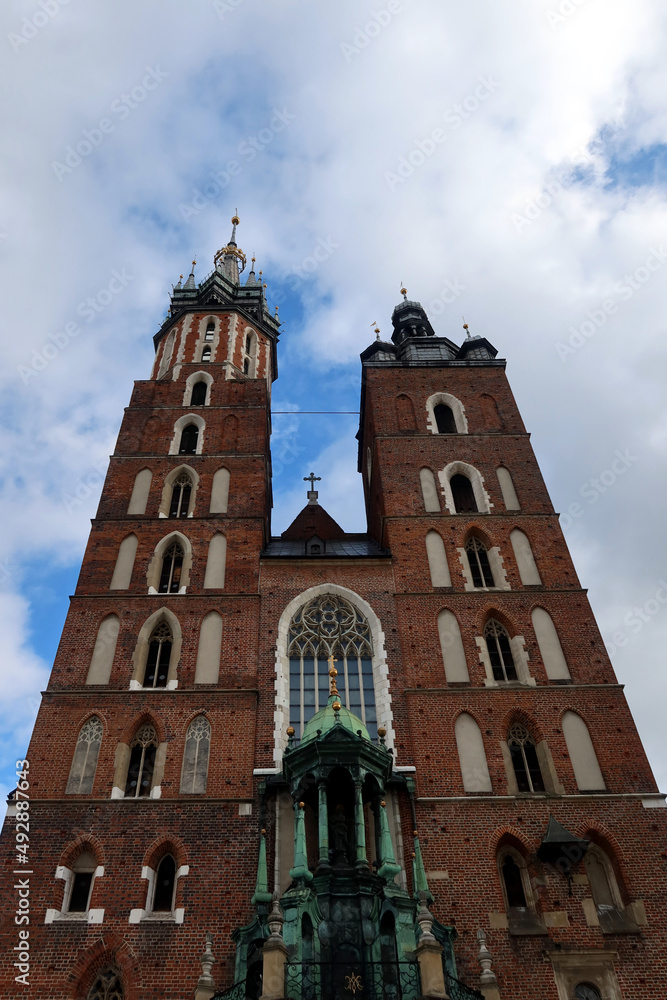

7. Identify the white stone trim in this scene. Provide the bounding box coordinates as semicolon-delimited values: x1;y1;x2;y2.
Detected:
273;584;395;763
642;797;667;808
46;861;104;923
457;545;510;592
172;314;193;381
425;392;468;434
438;461;492;514
225;313;238;378
193;315;220;364
168;413;206;456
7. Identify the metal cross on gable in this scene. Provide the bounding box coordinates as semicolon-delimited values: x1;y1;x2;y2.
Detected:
303;472;321;490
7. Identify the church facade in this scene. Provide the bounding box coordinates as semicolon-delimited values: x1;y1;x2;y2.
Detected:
1;219;666;1000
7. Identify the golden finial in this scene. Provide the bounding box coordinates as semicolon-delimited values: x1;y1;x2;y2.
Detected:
299;801;305;809
400;282;407;299
332;700;341;712
463;316;471;339
287;726;295;736
380;800;386;808
327;654;339;697
261;828;266;835
231;210;240;226
179;274;183;280
371;320;381;339
378;727;386;738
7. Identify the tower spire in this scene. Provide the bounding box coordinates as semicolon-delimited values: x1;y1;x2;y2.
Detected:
214;213;247;284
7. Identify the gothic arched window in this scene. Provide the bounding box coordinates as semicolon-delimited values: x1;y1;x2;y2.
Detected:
190;381;207;406
159;541;184;593
575;986;601;1000
169;473;192;518
484;620;517;681
152;855;176;912
450;473;477;512
508;723;545;793
66;716;103;794
501;852;527;908
466;537;494;587
87;969;124;1000
143;621;173;688
125;724;158;797
205;322;215;342
288;594;377;739
179;424;199;455
434;403;457;434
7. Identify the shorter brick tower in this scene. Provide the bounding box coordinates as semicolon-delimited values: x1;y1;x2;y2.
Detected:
1;227;666;1000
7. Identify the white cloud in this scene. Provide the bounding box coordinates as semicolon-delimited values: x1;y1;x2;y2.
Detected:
1;0;666;791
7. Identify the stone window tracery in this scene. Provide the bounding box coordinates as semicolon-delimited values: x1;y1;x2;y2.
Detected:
143;621;173;688
125;724;158;798
169;473;192;518
508;723;545;793
485;619;517;681
159;541;184;593
180;716;211;793
87;969;124;1000
66;717;103;794
288;594;376;739
466;537;495;587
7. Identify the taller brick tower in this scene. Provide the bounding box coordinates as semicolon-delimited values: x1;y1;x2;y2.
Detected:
1;228;666;1000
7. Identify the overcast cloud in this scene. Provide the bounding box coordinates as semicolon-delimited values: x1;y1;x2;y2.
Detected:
1;0;666;799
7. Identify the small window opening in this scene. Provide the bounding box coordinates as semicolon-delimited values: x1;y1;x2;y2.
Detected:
245;333;252;353
508;724;545;793
485;620;517;682
575;986;601;1000
451;473;477;512
205;323;215;342
434;403;457;434
243;358;250;375
191;381;207;406
169;473;192;518
179;424;199;455
143;621;173;687
158;541;184;594
201;346;211;362
153;854;176;912
501;854;528;908
125;725;158;797
69;872;93;912
466;537;494;587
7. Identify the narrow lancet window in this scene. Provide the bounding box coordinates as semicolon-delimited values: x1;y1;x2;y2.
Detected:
143;621;173;688
179;424;199;455
159;541;184;593
434;403;457;433
169;473;192;518
484;619;517;681
466;537;494;587
508;724;545;793
451;473;477;512
125;725;158;797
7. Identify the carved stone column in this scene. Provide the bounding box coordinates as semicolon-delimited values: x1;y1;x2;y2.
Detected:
260;895;288;1000
317;779;330;872
415;895;449;1000
354;779;368;871
194;932;216;1000
477;928;501;1000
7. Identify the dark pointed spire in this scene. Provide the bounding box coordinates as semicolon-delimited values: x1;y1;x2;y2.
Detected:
184;259;197;290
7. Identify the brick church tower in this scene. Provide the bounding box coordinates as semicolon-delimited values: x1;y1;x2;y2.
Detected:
2;220;666;1000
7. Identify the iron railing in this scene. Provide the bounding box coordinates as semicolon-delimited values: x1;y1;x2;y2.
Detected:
212;978;248;1000
285;960;421;1000
212;963;484;1000
445;969;485;1000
